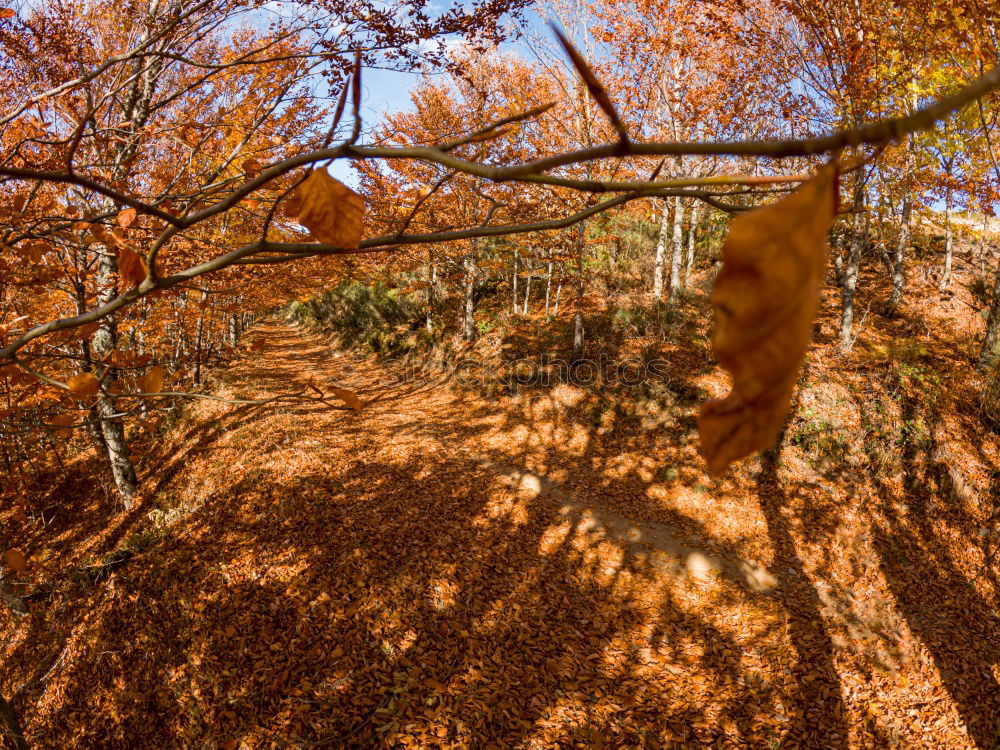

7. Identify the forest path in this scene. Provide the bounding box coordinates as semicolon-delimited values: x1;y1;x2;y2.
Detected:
12;319;991;749
252;320;777;592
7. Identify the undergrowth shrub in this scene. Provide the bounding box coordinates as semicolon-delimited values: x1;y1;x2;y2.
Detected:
969;274;992;309
290;281;429;355
981;363;1000;429
609;300;682;338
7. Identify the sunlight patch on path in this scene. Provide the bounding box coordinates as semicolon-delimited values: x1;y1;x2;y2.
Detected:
473;457;778;593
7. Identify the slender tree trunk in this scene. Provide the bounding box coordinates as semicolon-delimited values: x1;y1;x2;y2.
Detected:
980;215;989;275
684;201;700;286
940;186;953;290
668;196;685;299
426;250;435;333
462;249;476;342
93;249;138;507
839;179;868;349
978;256;1000;371
885;194;911;315
572;220;585;360
512;247;518;314
652;203;670;299
83;0;167;506
523;269;532;315
172;293;188;367
554;282;562;317
0;691;28;750
193;303;206;387
545;257;553;317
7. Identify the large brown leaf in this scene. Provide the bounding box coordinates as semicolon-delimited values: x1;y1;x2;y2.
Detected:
698;165;838;475
284;169;364;249
67;372;100;399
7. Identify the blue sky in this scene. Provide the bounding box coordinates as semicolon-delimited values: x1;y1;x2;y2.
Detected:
328;8;555;187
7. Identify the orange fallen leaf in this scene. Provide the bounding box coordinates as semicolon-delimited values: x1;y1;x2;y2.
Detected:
698;165;838;475
284;169;364;249
5;549;26;574
330;386;362;410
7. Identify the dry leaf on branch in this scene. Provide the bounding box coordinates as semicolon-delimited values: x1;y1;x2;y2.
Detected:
116;246;148;287
75;322;99;339
140;365;164;393
117;207;137;228
284;169;364;249
67;372;100;399
48;413;75;437
698;165;838;475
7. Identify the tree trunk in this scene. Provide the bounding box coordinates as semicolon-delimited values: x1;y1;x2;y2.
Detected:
523;269;532;315
83;2;166;507
668;195;685;300
939;186;953;290
652;204;670;299
462;250;476;342
193;305;206;388
554;282;562;317
93;249;138;507
977;256;1000;371
172;293;188;367
545;257;553;317
839;179;867;350
426;250;436;333
885;194;911;316
684;201;700;286
0;691;28;750
572;220;585;361
980;214;989;275
512;247;518;314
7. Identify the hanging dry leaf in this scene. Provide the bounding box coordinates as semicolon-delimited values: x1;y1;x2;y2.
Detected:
76;322;99;339
241;158;262;177
330;386;362;411
5;549;26;574
284;169;364;249
117;207;137;228
117;246;148;287
141;365;164;393
48;413;75;437
67;372;100;398
698;165;838;475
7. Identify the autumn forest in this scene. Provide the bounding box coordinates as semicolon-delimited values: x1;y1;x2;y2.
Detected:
2;0;1000;747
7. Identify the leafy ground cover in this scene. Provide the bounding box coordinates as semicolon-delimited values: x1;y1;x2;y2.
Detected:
2;257;1000;747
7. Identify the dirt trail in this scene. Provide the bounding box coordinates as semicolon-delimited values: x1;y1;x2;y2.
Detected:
6;320;996;749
